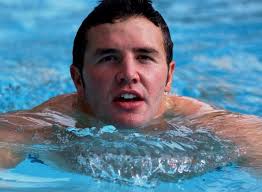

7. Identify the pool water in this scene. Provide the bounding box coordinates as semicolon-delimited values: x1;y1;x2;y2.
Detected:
0;0;262;191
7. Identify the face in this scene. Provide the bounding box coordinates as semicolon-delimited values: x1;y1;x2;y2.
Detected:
72;16;174;128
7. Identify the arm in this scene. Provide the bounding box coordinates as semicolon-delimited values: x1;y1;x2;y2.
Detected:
190;110;262;167
0;116;26;168
171;95;262;168
0;147;25;169
0;111;53;168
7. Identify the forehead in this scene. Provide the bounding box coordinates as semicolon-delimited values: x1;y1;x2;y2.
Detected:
85;16;165;53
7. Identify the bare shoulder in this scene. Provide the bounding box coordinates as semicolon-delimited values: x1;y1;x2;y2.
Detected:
32;93;77;113
166;95;215;116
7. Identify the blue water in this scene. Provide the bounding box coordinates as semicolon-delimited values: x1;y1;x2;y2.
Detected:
0;0;262;191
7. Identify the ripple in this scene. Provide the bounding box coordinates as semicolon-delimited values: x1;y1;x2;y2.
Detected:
47;125;241;186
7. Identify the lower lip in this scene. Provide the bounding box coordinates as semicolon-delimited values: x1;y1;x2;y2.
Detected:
113;100;144;111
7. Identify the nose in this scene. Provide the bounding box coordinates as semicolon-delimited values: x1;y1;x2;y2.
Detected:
115;56;139;85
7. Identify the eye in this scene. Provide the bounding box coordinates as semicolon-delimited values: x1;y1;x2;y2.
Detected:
98;55;119;64
137;55;154;63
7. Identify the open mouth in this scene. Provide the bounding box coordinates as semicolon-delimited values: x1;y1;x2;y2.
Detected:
113;93;144;102
112;91;145;110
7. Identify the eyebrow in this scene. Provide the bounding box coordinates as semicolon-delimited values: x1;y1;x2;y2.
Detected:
94;48;120;56
133;47;160;56
93;47;160;56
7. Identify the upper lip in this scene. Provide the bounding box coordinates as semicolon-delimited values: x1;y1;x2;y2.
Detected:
113;90;144;101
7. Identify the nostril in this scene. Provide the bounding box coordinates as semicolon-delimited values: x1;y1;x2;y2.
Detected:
132;78;138;84
116;73;127;84
120;77;127;84
116;72;139;85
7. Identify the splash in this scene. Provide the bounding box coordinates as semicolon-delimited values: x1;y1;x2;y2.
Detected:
49;124;241;187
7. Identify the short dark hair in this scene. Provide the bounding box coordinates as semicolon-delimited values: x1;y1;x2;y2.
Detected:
72;0;173;73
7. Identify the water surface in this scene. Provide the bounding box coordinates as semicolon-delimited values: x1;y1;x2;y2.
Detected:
0;0;262;191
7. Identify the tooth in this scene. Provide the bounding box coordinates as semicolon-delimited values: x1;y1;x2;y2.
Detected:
121;93;136;99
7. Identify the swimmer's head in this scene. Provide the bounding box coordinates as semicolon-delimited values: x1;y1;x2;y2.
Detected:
72;0;173;74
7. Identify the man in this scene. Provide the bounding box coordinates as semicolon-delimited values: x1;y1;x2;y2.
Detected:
0;0;262;171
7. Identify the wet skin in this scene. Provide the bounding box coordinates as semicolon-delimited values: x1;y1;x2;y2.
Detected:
70;16;174;128
0;16;262;173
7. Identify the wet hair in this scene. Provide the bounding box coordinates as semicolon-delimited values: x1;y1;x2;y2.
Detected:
72;0;173;73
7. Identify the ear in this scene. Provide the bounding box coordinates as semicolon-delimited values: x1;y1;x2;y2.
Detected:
164;61;175;93
70;64;85;97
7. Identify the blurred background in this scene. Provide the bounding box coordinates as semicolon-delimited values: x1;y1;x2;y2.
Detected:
0;0;261;116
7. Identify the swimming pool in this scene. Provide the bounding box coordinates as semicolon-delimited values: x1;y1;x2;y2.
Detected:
0;0;262;191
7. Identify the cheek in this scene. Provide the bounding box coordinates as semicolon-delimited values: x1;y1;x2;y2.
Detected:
84;67;106;85
83;69;113;98
145;68;168;93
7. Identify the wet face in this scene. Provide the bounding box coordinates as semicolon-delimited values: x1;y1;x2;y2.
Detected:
72;16;174;128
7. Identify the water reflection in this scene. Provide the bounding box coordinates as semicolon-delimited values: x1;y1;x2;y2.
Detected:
12;119;239;187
